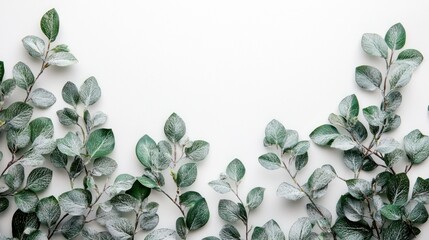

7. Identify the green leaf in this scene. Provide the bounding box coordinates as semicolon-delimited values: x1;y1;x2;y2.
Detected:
388;62;416;89
329;113;347;128
289;217;312;240
29;117;54;142
57;132;82;157
12;210;40;239
209;180;231;194
40;8;59;41
258;152;282;170
46;52;77;67
337;194;364;222
385;23;406;50
50;147;68;168
135;135;157;168
179;191;204;208
58;189;91;215
61;215;85;239
0;102;33;129
247;187;265;210
87;128;115;159
176;217;187;239
291;141;310;156
176;163;197;188
92;157;117;176
5;164;24;191
375;138;399;154
69;156;84;179
52;44;69;53
125;180;151;201
405;200;428;224
387;173;409;206
36;196;60;228
384;91;402;112
331;135;356;151
29;88;56;108
260;219;285;240
343;149;363;174
332;217;372;240
144;228;176;240
19;151;45;166
185;140;210;161
346;179;373;200
276;182;305;201
164;113;186;143
218;199;243;223
7;126;31;151
0;61;4;80
383;149;404;167
1;78;16;96
355;65;382;91
412;177;429;204
363;106;386;127
15;189;38;213
284;129;299;149
140;210;159;231
56;108;79;126
110;194;138;213
382;221;411;240
361;33;388;58
137;175;159;189
92;111;107;128
32;136;56;155
203;237;220;240
306;204;332;231
186;198;210;230
26;167;52;192
79;76;101;106
383;114;401;133
62;81;80;107
381;204;402;220
404;129;429;164
310;124;339;146
0;197;9;213
22;35;45;58
307;167;336;191
219;224;240;240
295;153;308;171
26;230;47;240
339;94;359;121
13;62;34;90
397;49;424;67
264;119;286;148
226;158;245;182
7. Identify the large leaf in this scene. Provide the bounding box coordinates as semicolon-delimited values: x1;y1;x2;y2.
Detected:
29;117;54;142
186;198;210;230
164;113;186;143
382;221;411;240
57;132;82;157
380;204;402;221
385;23;406;50
387;173;409;206
307;167;336;191
289;217;312;240
61;215;85;239
79;77;101;106
92;157;117;176
412;177;429;204
12;210;40;239
22;35;45;58
361;33;388;58
310;124;339;146
30;88;56;108
226;158;245;182
15;189;38;213
110;194;138;213
0;102;33;129
404;129;429;164
86;128;115;159
13;62;34;90
246;187;265;210
404;200;428;224
40;8;60;41
135;134;157;168
346;179;372;200
218;199;244;223
36;196;60;228
264;119;286;148
26;167;52;192
332;217;372;240
58;189;91;216
176;163;197;188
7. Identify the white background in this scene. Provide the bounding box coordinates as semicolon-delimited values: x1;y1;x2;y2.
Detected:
1;1;429;239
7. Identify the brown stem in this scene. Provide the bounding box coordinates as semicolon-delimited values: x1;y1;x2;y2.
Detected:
365;197;381;239
24;41;51;103
160;189;185;217
47;213;69;239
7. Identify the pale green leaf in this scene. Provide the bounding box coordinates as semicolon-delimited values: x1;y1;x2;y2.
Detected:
79;77;101;106
57;132;82;156
46;52;77;67
22;36;45;58
385;23;406;50
164;113;186;143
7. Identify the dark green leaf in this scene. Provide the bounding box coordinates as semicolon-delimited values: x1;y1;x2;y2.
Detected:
346;179;372;200
382;221;411;240
26;167;52;192
62;81;80;107
58;189;91;216
56;108;79;126
404;129;429;164
125;180;151;201
186;198;209;230
176;217;187;239
12;210;40;239
355;65;382;91
247;187;265;210
381;204;402;220
412;177;429;204
62;215;85;239
13;62;34;90
0;197;9;213
26;229;47;240
179;191;203;208
387;173;409;206
36;196;60;228
405;200;428;224
135;135;157;168
264;119;286;148
176;163;197;188
29;117;54;142
341;195;364;222
164;113;186;143
87;128;115;159
110;194;138;213
137;176;159;189
385;23;406;50
15;189;38;213
0;61;4;80
218;199;242;223
289;217;312;240
397;49;423;67
309;124;339;146
219;224;240;240
185;140;209;161
79;77;101;106
361;33;388;58
332;217;372;240
295;153;308;171
1;78;16;96
69;156;84;179
258;152;282;170
40;8;59;41
226;158;245;182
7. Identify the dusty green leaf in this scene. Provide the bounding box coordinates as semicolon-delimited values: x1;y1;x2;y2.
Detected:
92;157;117;176
185;140;209;161
381;204;402;221
355;65;382;91
26;167;52;192
404;129;429;164
382;221;411;240
144;228;176;240
57;132;82;157
361;33;388;58
343;149;363;174
209;180;231;194
87;128;115;159
258;152;282;170
412;177;429;204
0;197;9;213
385;23;406;50
58;189;91;216
46;52;77;67
346;179;373;200
388;62;416;89
176;217;187;239
310;124;339;146
62;81;80;107
13;62;34;90
332;217;372;240
246;187;265;210
36;196;60;228
264;119;286;148
50;147;68;168
295;153;308;171
384;91;402;113
110;194;138;213
40;8;59;41
15;189;38;213
331;135;356;151
5;163;24;191
140;212;159;231
186;198;209;230
29;117;54;142
0;102;33;129
306;203;332;231
218;199;243;223
276;182;305;201
339;94;359;121
164;113;186;143
405;200;428;224
179;191;204;208
30;88;56;108
22;35;45;58
80;77;101;106
397;49;423;67
57;108;79;126
135;135;157;168
308;167;336;191
387;173;409;206
61;215;85;239
219;224;240;240
289;217;312;240
226;158;245;182
176;163;197;188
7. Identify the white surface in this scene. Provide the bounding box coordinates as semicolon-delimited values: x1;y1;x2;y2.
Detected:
1;1;429;239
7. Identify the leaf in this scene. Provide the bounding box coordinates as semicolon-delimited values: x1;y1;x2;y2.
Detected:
384;149;405;167
291;141;310;156
69;156;84;179
15;189;39;213
57;132;82;156
363;106;386;127
26;167;52;192
186;198;210;230
385;23;406;50
92;111;108;128
1;78;16;96
355;65;382;91
209;180;231;194
405;200;428;224
80;77;101;106
29;88;56;109
36;196;60;228
40;8;59;41
164;113;186;143
387;173;409;206
264;119;286;148
381;204;402;221
332;217;372;240
87;128;115;159
0;197;9;213
50;147;68;168
135;135;157;168
375;138;399;154
404;129;429;164
284;129;299;149
61;215;85;239
343;149;364;174
137;176;159;189
0;102;33;129
295;153;308;171
382;221;411;240
19;151;45;166
247;187;265;210
276;182;305;201
388;62;416;89
29;117;54;142
92;157;117;176
361;33;388;58
62;81;80;107
260;219;285;240
176;163;197;188
125;180;151;201
307;167;336;191
310;124;339;146
289;217;312;240
7;126;31;152
5;164;24;191
110;194;138;213
384;91;402;112
339;94;359;121
22;35;45;58
46;52;77;67
397;49;424;67
56;108;79;126
218;199;243;223
226;158;245;182
140;212;159;231
32;136;56;155
176;217;187;239
12;210;40;239
13;62;34;90
185;140;210;161
144;228;176;240
58;189;91;215
258;152;282;170
179;191;203;208
412;177;429;204
219;224;240;240
52;44;69;53
346;179;373;200
26;230;47;240
331;135;356;151
306;204;332;231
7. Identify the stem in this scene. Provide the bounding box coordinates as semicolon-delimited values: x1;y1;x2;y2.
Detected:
47;213;69;239
232;187;249;240
365;197;381;239
160;189;185;217
0;154;16;177
24;41;51;103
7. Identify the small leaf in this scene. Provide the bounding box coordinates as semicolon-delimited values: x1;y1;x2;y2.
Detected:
5;164;24;191
36;196;60;228
404;129;429;164
381;204;402;220
343;149;363;174
135;135;157;168
46;52;77;67
258;152;282;170
61;215;85;239
92;111;108;128
295;153;308;171
57;108;79;126
186;198;210;230
62;81;80;107
346;179;372;200
140;212;159;231
92;157;117;176
0;197;9;213
284;129;299;149
13;62;34;90
144;228;176;240
176;163;197;188
22;35;45;58
397;49;424;67
185;140;209;161
412;177;429;204
87;128;115;159
226;158;245;182
384;91;402;112
80;77;101;106
355;65;382;91
306;204;332;231
1;78;16;96
58;189;91;216
57;132;82;157
361;33;388;58
219;224;240;240
26;167;52;192
164;113;186;143
50;147;68;168
52;44;69;53
218;199;243;223
40;8;59;41
289;217;312;240
405;200;428;224
276;182;305;201
291;141;310;156
260;219;285;240
388;62;416;89
309;124;339;146
176;217;187;239
29;117;54;142
209;180;231;194
330;135;356;151
264;119;286;148
385;23;406;50
15;189;39;213
247;187;265;210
